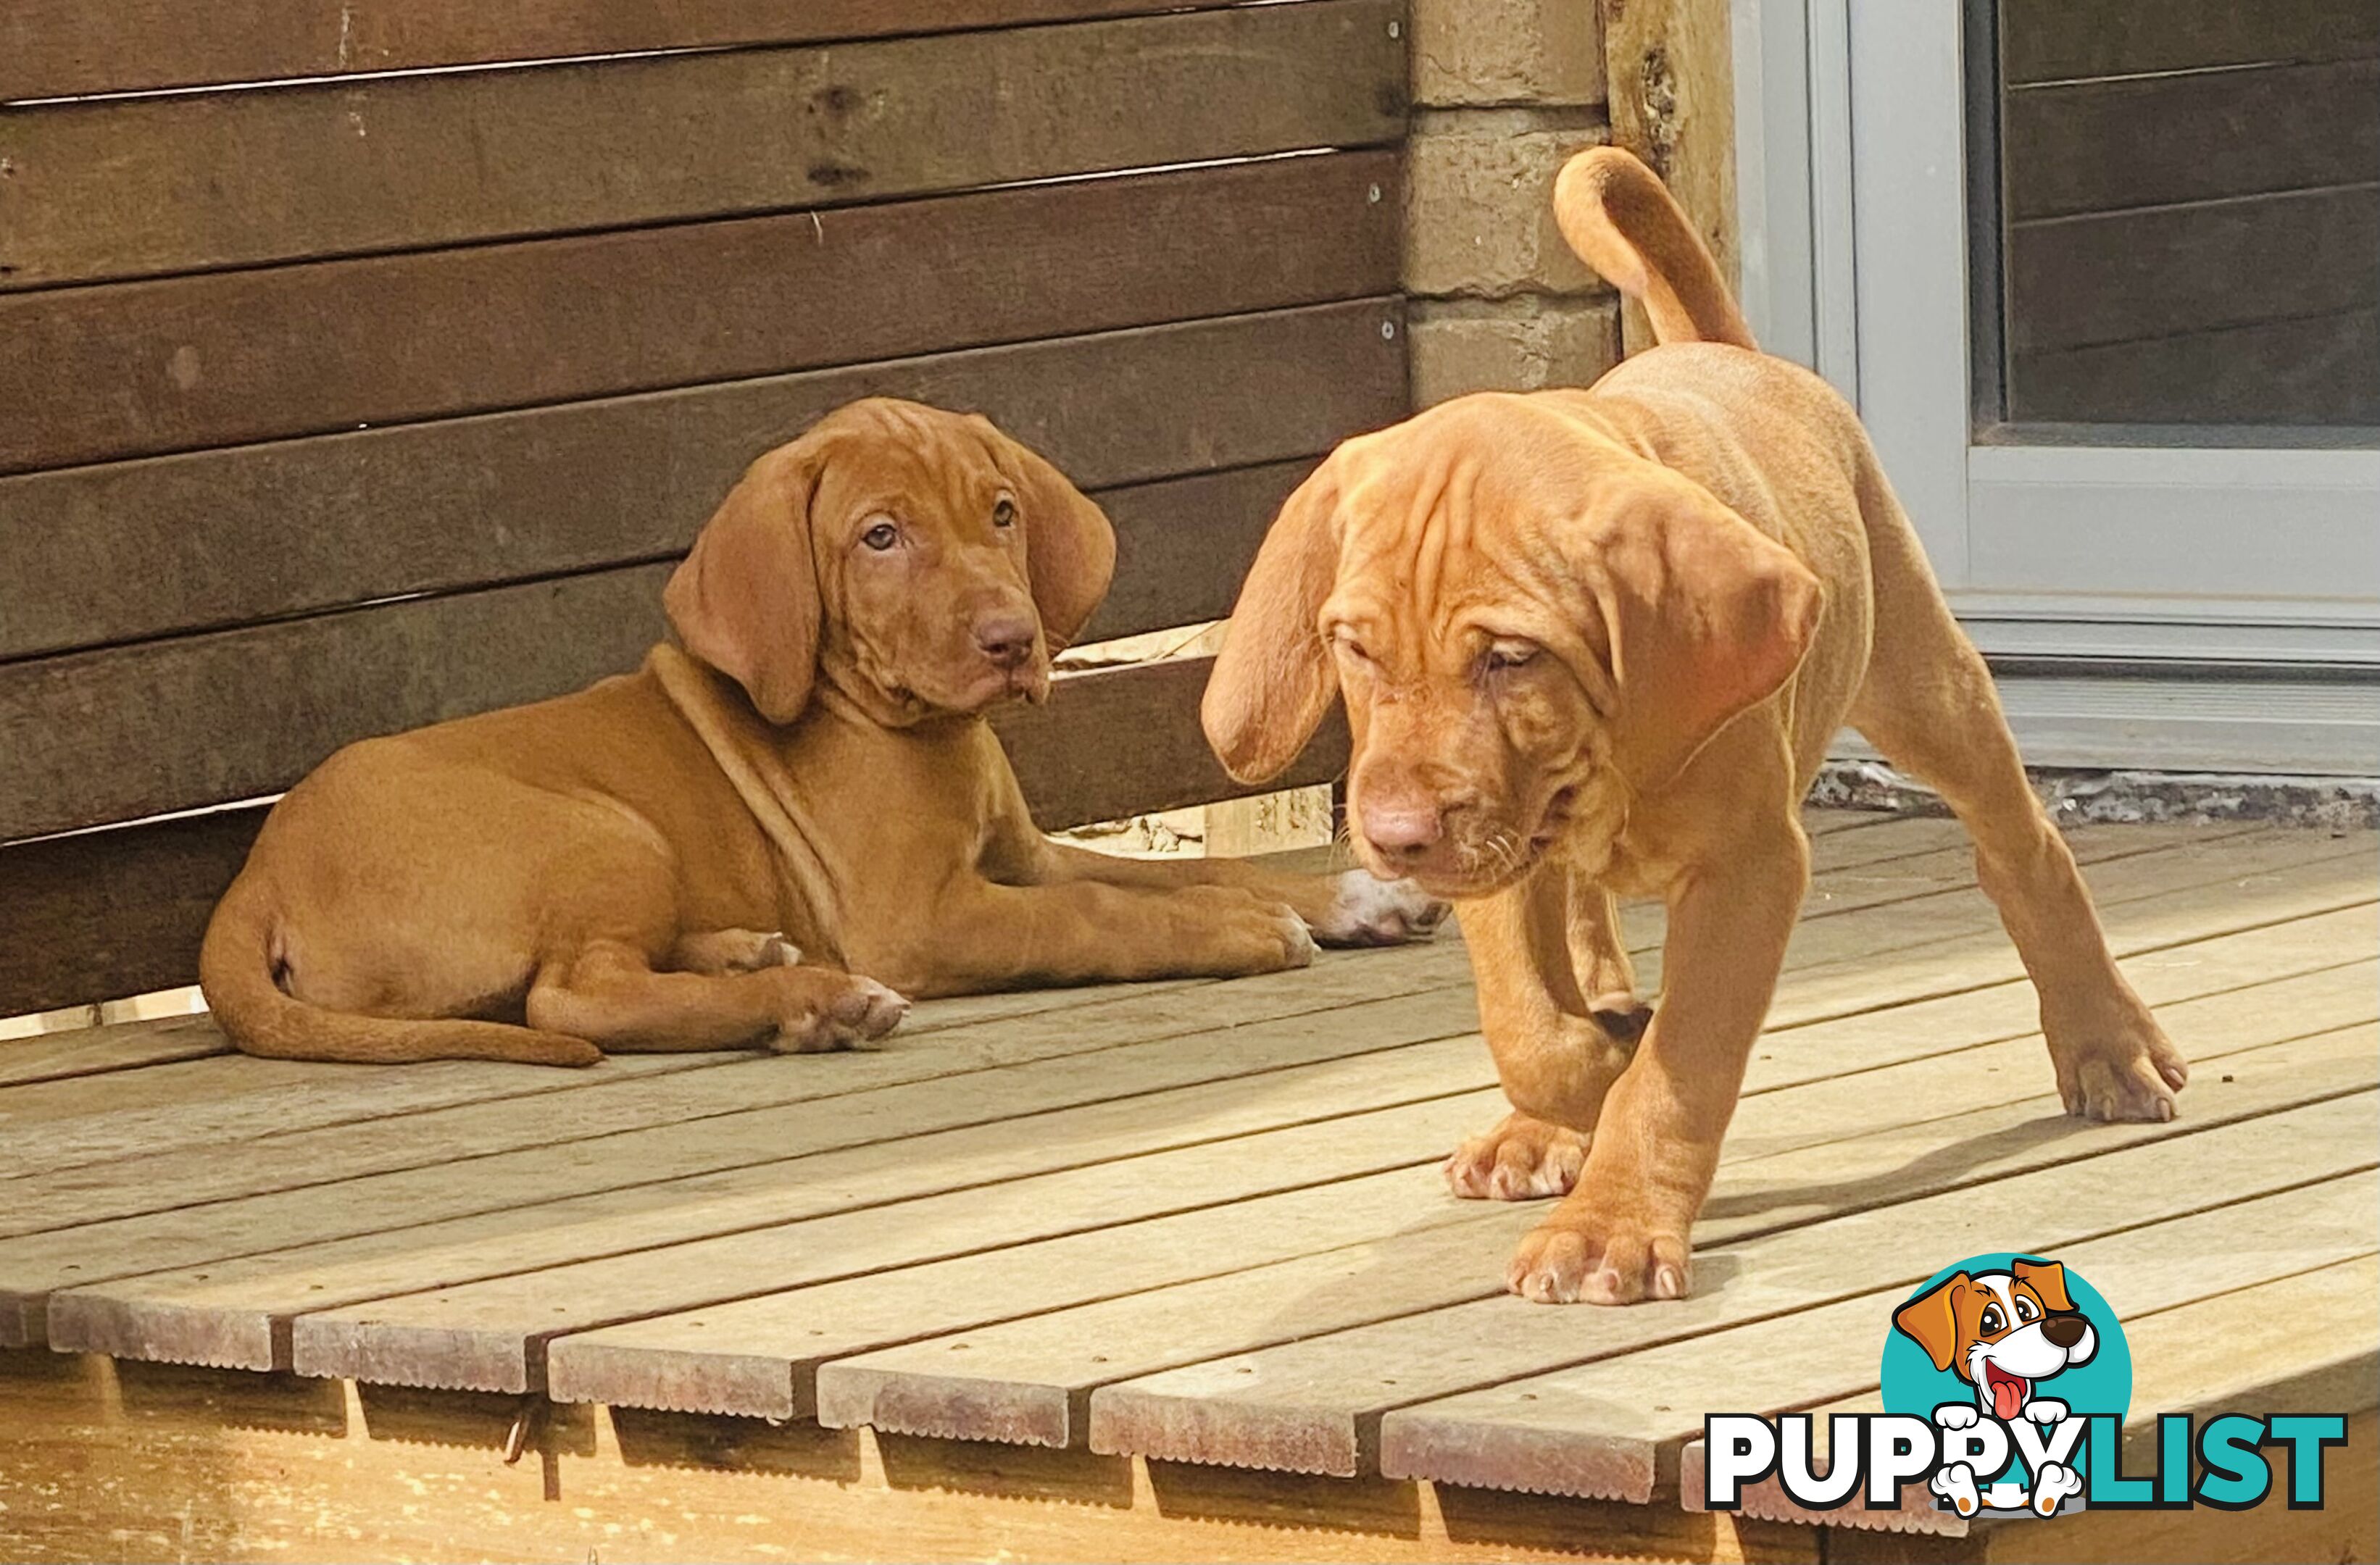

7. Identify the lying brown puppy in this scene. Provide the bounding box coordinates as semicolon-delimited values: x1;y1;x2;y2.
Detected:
1202;150;2186;1305
201;398;1441;1066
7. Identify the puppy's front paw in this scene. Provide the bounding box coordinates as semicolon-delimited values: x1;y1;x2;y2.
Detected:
2026;1398;2068;1424
1506;1190;1691;1306
1186;887;1318;973
1444;1111;1587;1201
1933;1403;1980;1430
1312;870;1449;947
773;975;909;1053
2048;1003;2186;1122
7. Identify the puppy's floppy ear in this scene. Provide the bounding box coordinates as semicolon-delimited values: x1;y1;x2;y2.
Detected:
665;438;827;725
2011;1258;2075;1315
1202;462;1344;784
1566;468;1822;788
1894;1272;1970;1374
975;418;1117;650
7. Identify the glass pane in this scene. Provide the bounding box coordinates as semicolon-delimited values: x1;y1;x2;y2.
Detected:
1981;0;2380;430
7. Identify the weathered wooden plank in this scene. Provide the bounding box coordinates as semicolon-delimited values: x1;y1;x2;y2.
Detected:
1373;1151;2379;1501
0;821;2295;1190
2000;0;2380;85
203;1095;1501;1387
0;150;1399;474
2007;184;2380;355
0;805;265;1019
1763;831;2375;1027
1681;1253;2380;1534
0;1014;223;1088
2002;58;2380;222
1090;1089;2370;1484
0;1;1404;288
1602;0;1738;356
784;987;2371;1438
8;1029;1494;1349
673;977;2373;1432
18;882;2362;1365
0;300;1403;663
0;827;2355;1238
0;0;1263;102
0;593;1351;838
2009;306;2380;427
1080;461;1322;644
0;1358;1814;1565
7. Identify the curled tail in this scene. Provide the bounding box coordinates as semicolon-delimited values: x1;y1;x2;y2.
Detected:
198;874;599;1067
1553;146;1756;351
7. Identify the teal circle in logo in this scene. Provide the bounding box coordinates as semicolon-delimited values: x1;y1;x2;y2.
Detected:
1881;1253;2131;1495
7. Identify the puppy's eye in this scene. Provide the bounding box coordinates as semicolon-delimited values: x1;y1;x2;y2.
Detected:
861;522;899;551
992;496;1017;529
1331;632;1373;664
1485;640;1539;672
2015;1298;2038;1322
1979;1306;2004;1335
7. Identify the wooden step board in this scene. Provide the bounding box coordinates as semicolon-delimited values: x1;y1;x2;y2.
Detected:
0;819;2369;1522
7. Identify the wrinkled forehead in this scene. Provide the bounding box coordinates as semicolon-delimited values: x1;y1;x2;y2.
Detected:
1318;413;1594;636
810;411;1008;522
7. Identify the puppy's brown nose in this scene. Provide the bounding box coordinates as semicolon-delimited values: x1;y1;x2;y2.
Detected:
2042;1314;2086;1348
973;612;1038;670
1362;801;1444;867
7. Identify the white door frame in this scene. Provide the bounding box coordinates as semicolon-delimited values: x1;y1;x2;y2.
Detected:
1734;0;2380;773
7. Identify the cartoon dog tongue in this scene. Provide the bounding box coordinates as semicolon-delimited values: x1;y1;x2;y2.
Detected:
1986;1364;2028;1420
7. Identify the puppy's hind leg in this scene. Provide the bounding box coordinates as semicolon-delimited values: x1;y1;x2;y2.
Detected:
670;927;802;975
530;940;906;1054
1847;485;2184;1122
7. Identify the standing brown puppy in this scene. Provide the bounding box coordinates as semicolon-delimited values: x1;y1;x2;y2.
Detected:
201;398;1441;1067
1202;150;2184;1306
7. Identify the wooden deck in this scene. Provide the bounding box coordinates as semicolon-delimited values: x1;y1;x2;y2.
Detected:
2;811;2375;1563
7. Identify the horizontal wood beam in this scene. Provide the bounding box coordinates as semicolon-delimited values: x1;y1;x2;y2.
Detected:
0;1;1405;289
0;150;1399;474
0;0;1263;104
0;301;1397;662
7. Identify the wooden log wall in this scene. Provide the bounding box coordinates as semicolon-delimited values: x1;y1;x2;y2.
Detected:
0;0;1410;1014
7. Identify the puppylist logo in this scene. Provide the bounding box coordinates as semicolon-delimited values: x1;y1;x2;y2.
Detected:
1702;1253;2348;1518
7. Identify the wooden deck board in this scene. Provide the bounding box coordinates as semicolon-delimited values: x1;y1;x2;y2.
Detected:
4;1010;1505;1345
1368;1159;2379;1501
0;822;2327;1245
21;832;2347;1377
563;948;2373;1427
1679;1252;2380;1536
1082;1054;2376;1477
30;1046;1502;1361
0;817;2371;1556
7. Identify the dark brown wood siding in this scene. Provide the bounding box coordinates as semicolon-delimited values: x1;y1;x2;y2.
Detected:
0;0;1403;1014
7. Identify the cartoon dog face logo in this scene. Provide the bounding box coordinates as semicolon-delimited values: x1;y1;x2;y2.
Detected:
1893;1258;2097;1423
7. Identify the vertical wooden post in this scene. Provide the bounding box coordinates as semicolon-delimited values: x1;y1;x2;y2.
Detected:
1600;0;1739;356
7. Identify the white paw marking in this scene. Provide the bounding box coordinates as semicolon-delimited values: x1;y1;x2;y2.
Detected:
1933;1403;1979;1430
2031;1461;2084;1516
2026;1398;2068;1424
1313;871;1448;946
1931;1462;1979;1517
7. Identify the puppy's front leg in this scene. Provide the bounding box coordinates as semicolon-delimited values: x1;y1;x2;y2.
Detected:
1447;863;1648;1200
1029;839;1447;948
1507;822;1808;1303
899;879;1317;996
